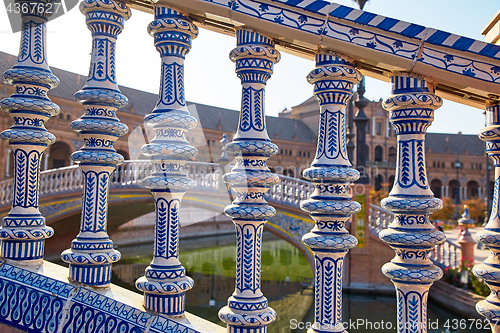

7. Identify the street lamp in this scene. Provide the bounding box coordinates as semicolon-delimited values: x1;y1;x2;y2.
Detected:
455;160;461;205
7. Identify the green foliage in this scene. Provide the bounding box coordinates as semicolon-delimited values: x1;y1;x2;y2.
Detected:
442;260;489;297
369;189;388;207
461;198;486;224
430;197;455;222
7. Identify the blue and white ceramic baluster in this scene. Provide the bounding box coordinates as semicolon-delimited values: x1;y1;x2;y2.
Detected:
0;0;59;265
474;103;500;331
60;0;130;287
300;52;361;333
380;73;445;333
218;28;280;333
134;6;198;315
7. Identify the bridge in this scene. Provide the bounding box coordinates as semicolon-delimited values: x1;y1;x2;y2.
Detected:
0;160;316;264
0;161;462;270
0;0;499;332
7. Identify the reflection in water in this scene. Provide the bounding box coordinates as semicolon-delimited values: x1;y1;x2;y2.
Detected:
111;234;482;333
113;235;314;332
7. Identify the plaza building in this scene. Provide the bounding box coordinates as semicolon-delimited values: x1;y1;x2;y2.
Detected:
0;50;492;202
0;51;316;181
282;96;493;202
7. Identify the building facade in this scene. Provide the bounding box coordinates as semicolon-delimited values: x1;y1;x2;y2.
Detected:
0;50;491;202
281;95;493;202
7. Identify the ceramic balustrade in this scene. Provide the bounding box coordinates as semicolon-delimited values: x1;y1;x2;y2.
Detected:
474;103;500;331
300;51;362;333
60;0;131;287
134;5;199;316
0;161;237;207
380;73;445;333
218;28;280;333
0;0;59;264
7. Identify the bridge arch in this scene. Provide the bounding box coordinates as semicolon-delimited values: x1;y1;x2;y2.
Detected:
0;161;315;268
431;179;443;198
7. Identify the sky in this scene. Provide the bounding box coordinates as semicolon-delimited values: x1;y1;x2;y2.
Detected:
0;0;498;135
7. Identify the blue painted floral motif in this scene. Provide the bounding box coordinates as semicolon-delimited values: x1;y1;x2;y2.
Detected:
135;5;198;317
61;0;131;287
380;73;445;333
301;52;361;333
463;68;476;77
0;1;59;263
219;29;280;333
473;103;500;324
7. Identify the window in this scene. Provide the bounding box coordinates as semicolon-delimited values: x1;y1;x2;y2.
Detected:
374;146;383;162
366;122;370;134
376;122;382;136
307;151;311;158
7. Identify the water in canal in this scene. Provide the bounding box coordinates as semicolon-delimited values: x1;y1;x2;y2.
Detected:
111;233;486;333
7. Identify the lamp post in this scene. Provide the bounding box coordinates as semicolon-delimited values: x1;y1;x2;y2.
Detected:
458;205;476;265
455;160;461;205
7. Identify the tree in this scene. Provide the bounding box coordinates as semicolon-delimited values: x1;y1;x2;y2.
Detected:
460;198;486;224
430;197;455;222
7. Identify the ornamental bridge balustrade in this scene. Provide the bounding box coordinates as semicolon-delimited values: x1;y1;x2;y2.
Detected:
0;0;499;332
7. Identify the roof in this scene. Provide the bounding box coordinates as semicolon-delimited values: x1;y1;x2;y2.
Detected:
0;51;316;143
191;102;316;143
426;133;485;156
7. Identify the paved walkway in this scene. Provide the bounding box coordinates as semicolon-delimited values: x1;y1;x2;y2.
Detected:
443;227;490;264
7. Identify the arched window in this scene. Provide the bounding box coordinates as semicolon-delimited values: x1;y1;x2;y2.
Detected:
430;179;443;198
374;174;383;191
49;142;71;169
388;147;396;164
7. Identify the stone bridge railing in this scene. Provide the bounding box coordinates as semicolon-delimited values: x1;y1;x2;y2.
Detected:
0;161;314;209
369;203;462;269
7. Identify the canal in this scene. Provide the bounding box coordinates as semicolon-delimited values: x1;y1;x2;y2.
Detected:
108;233;486;333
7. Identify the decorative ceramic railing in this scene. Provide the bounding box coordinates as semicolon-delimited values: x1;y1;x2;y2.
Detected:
368;203;393;234
1;0;499;331
267;174;314;207
0;161;313;207
369;203;462;269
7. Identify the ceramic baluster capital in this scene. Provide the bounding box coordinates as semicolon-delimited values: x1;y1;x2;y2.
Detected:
135;5;198;316
219;28;279;333
379;73;445;333
474;103;500;327
300;51;360;333
0;0;59;265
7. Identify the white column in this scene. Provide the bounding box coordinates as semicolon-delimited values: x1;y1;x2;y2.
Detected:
43;152;49;171
441;185;444;198
5;149;10;177
380;73;445;333
474;103;500;330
